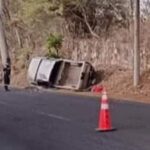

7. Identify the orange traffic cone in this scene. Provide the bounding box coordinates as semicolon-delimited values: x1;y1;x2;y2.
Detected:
96;88;115;132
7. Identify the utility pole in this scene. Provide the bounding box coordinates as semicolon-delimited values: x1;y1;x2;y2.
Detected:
134;0;140;87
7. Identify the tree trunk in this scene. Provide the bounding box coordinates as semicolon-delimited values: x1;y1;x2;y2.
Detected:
0;0;11;90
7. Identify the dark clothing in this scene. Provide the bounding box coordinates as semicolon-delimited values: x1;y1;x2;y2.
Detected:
3;66;11;91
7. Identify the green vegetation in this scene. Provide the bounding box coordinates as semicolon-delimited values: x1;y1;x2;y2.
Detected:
15;0;129;37
18;0;63;24
46;34;63;58
7;0;132;62
18;0;51;24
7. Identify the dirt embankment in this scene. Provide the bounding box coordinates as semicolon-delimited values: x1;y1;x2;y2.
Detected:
95;67;150;103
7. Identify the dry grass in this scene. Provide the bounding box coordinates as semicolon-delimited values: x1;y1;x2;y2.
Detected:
95;66;150;103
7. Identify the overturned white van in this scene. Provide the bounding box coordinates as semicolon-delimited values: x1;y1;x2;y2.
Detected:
27;57;96;90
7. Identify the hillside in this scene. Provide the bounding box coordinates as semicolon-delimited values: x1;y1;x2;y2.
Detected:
1;0;150;102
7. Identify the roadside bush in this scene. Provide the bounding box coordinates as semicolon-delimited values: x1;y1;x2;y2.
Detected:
46;34;63;58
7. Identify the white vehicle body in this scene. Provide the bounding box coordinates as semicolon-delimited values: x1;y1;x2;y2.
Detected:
28;57;95;90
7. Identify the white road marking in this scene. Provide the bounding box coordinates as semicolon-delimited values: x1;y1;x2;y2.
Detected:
36;111;71;122
0;101;9;106
0;101;71;122
101;103;109;110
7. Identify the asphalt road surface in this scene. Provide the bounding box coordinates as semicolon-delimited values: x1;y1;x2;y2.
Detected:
0;88;150;150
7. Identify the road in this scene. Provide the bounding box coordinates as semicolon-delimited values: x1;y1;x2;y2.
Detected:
0;88;149;150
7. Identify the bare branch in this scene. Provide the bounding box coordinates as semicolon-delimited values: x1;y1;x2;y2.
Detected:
82;8;100;39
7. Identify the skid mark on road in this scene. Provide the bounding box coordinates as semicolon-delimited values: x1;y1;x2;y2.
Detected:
36;111;71;122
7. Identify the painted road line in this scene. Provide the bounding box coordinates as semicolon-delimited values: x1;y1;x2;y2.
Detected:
0;101;9;106
36;111;71;122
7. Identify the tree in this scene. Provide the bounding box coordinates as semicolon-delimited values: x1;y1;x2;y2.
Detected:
0;0;11;90
62;0;130;38
141;0;150;18
17;0;130;38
